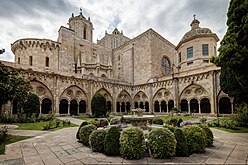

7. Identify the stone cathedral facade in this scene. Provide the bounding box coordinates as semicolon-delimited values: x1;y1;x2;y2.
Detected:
1;11;234;116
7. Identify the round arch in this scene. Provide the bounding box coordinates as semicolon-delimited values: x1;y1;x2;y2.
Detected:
219;97;231;114
200;98;211;113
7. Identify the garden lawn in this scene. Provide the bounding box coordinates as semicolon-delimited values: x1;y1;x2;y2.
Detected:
0;135;32;155
160;115;195;122
14;120;77;131
74;116;96;121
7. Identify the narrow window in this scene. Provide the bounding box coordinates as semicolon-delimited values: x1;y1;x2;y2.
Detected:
45;57;49;67
214;46;217;56
29;56;33;66
17;57;20;64
83;27;86;39
187;47;193;59
202;44;209;56
178;52;181;63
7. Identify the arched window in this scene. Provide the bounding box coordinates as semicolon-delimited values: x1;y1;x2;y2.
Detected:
45;57;49;67
83;27;87;39
161;56;170;75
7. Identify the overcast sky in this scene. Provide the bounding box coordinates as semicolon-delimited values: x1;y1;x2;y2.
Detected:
0;0;230;62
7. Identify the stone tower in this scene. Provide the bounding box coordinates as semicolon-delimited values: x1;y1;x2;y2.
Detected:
68;9;94;42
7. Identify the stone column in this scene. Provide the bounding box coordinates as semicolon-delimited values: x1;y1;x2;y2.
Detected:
198;100;201;114
40;103;42;114
68;103;70;115
77;103;79;115
167;104;169;113
159;103;161;113
188;102;190;113
231;98;234;114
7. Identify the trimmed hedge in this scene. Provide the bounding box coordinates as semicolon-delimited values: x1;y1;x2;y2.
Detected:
163;124;176;132
174;128;188;156
89;129;107;152
104;126;120;156
76;121;89;139
120;127;146;159
182;125;207;154
152;117;164;125
198;124;214;147
148;128;176;158
78;124;97;146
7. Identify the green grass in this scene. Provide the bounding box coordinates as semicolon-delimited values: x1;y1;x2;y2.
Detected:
14;120;78;131
74;116;96;121
214;127;248;133
159;115;195;122
0;135;32;155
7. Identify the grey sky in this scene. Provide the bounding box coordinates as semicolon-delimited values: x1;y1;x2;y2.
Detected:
0;0;230;61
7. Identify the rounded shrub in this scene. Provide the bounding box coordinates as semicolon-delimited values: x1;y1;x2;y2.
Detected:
104;126;120;156
174;128;188;156
182;125;207;154
198;124;214;147
163;124;175;132
89;129;107;152
148;128;176;158
91;92;107;118
23;93;40;117
78;124;97;146
120;127;146;159
76;121;89;139
110;117;121;125
152;117;164;125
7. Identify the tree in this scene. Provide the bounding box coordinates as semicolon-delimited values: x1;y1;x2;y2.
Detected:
0;64;30;111
22;93;40;117
91;92;107;117
215;0;248;103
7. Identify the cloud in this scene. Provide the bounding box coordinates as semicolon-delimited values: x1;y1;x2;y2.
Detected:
0;0;230;62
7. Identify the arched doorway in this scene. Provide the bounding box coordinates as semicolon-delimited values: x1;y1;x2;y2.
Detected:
154;101;160;112
41;98;52;114
59;99;68;114
70;100;78;116
107;101;112;112
161;100;167;112
126;102;131;112
134;102;139;109
79;100;86;113
180;99;188;112
140;102;144;109
201;98;211;113
168;100;174;112
121;102;125;112
190;99;199;113
12;99;18;114
145;102;149;112
116;102;120;112
219;97;231;114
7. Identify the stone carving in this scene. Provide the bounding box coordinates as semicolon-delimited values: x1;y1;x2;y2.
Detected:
195;88;203;95
36;86;45;94
67;90;73;96
185;89;192;95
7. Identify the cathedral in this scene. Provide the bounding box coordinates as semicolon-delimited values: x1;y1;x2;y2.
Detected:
1;11;234;116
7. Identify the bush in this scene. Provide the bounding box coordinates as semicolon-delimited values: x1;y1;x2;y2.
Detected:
166;117;178;126
163;124;175;132
152;117;164;125
110;117;121;125
89;119;100;127
89;129;107;152
236;103;248;127
148;128;176;158
198;124;213;147
76;121;89;139
120;127;146;159
42;120;53;130
0;126;8;142
177;118;183;127
38;113;54;121
182;125;207;154
174;128;188;156
91;92;107;118
78;124;97;146
62;119;71;126
99;118;109;127
200;117;207;125
23;93;40;117
54;119;60;128
104;126;120;156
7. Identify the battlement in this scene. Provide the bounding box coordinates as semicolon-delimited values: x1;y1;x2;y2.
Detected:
11;38;61;54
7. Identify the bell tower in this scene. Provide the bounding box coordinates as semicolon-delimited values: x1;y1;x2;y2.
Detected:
68;8;93;42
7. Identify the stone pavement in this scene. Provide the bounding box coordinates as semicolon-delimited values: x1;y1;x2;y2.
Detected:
0;117;247;164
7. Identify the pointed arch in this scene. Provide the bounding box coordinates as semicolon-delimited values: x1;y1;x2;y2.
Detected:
95;88;113;102
179;84;208;102
153;88;174;102
116;90;132;113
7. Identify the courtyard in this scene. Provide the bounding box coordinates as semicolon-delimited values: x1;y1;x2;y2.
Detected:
0;117;247;165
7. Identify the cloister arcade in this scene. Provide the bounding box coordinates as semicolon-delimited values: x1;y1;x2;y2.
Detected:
11;83;233;115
